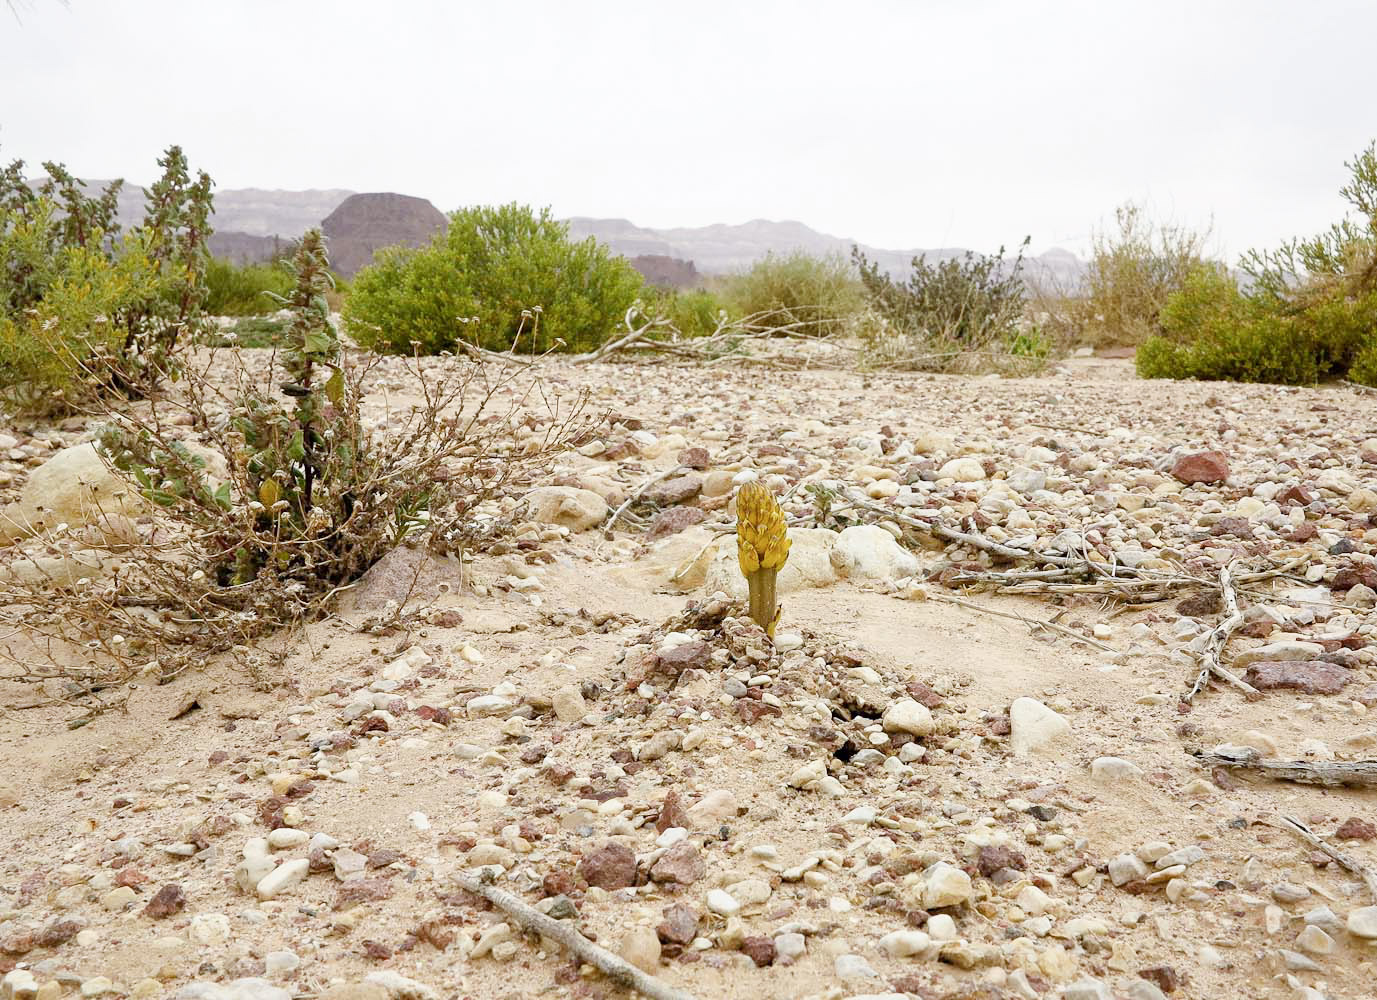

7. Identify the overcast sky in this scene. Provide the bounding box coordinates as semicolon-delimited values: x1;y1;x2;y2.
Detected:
3;0;1374;259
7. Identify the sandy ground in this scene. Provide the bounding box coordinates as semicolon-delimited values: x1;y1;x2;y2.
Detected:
3;353;1377;1000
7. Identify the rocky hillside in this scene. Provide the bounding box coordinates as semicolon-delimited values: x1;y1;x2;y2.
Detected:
320;193;448;279
43;178;1084;283
569;217;1086;285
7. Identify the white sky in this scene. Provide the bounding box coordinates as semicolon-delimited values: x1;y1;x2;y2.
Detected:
3;0;1375;259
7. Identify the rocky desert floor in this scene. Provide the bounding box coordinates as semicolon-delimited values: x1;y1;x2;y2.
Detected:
3;350;1377;1000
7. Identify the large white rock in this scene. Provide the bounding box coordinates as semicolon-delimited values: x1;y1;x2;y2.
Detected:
1349;905;1377;939
0;443;141;543
937;457;986;482
522;486;608;532
921;861;973;908
255;858;308;899
1009;697;1071;756
881;699;935;737
696;527;839;598
829;525;921;582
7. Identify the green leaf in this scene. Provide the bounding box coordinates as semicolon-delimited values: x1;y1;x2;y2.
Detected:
324;368;344;405
213;481;232;510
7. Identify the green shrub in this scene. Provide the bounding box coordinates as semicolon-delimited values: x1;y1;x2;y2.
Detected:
0;144;213;413
853;240;1043;372
343;203;644;354
641;286;729;338
205;257;294;316
1139;142;1377;386
204;315;289;349
720;251;863;337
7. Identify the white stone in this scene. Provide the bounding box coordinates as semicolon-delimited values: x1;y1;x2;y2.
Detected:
1009;697;1071;756
1296;925;1335;954
882;699;935;738
938;457;986;482
775;932;806;960
834;954;878;980
1090;756;1142;782
706;889;740;915
921;861;973;908
1348;905;1377;939
551;686;588;722
2;970;38;1000
879;929;931;957
926;913;957;940
264;951;300;976
829;525;921;582
522;486;608;531
363;971;440;1000
255;858;308;899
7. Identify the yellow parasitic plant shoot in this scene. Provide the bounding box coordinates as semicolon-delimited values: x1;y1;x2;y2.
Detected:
736;482;791;637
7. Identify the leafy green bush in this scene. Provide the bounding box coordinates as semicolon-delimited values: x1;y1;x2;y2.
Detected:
1039;203;1211;348
204;315;289;349
0;144;213;414
1139;142;1377;386
641;286;729;338
343;203;644;354
205;257;294;316
853;240;1043;372
720;251;863;337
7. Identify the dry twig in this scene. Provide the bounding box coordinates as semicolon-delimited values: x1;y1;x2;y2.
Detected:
1182;563;1257;702
1272;816;1377;903
451;871;697;1000
1192;746;1377;788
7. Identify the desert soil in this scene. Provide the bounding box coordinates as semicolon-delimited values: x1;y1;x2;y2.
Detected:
3;352;1377;1000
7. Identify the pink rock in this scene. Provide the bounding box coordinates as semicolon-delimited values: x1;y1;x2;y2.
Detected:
1171;450;1230;485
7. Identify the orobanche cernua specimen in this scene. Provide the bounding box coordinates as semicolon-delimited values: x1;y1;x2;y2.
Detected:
735;481;791;638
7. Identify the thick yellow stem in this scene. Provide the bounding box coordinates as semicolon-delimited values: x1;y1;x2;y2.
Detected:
747;567;779;637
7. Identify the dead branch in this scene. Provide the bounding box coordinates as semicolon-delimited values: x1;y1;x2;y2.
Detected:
925;592;1117;651
451;871;697;1000
1193;746;1377;788
1274;816;1377;903
605;465;685;533
1183;563;1257;702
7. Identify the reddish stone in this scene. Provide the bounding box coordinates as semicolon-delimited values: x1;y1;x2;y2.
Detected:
1336;817;1377;840
114;867;149;888
543;870;577;897
976;846;1026;877
143;884;187;919
258;796;286;830
740;935;777;967
333;878;394;910
33;920;81;948
646;506;707;542
649;842;705;886
905;681;945;708
1244;660;1351;695
655;902;700;945
646;475;702;506
678;447;711;470
415;705;451;726
736;699;782;724
1277;484;1316;505
361;939;392;960
578;841;638;890
654;641;712;676
1138;965;1182;993
655;789;690;833
1171;450;1230;485
1287;522;1318;542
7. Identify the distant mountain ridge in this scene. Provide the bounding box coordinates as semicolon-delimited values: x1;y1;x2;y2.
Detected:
48;179;1083;284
